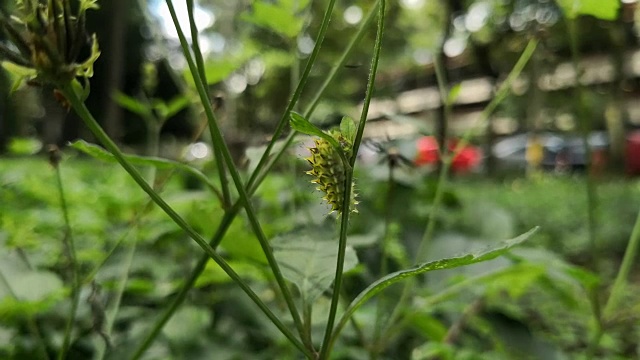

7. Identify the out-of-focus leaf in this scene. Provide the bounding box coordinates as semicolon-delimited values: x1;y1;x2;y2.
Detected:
160;96;190;120
0;254;64;321
290;112;341;150
7;137;42;155
332;227;538;340
555;0;619;20
272;228;359;303
446;83;462;106
192;44;259;86
509;247;600;290
241;1;305;38
10;272;63;302
340;116;357;144
162;306;212;344
346;232;379;248
113;91;151;118
69;140;221;197
196;260;266;287
1;61;36;91
409;313;448;342
411;342;455;360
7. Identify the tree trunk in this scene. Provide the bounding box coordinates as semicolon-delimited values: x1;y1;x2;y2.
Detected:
101;0;128;141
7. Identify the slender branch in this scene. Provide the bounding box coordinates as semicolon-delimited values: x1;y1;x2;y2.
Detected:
97;120;162;360
58;82;310;358
371;165;395;359
130;3;381;357
568;19;599;272
95;239;136;360
54;154;81;360
186;0;230;208
319;2;386;359
246;0;338;189
164;0;306;347
443;298;484;344
567;19;603;357
604;205;640;318
248;1;381;191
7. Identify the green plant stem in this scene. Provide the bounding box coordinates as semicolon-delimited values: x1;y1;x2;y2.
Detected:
383;121;450;342
165;0;307;348
319;2;386;359
604;206;640;318
59;82;310;358
55;163;80;360
568;19;599;272
567;19;603;355
97;130;161;360
416;67;459;271
371;165;395;359
249;1;380;190
382;38;538;341
302;301;314;353
130;4;380;358
186;0;230;209
433;42;452;168
96;237;137;360
246;0;338;189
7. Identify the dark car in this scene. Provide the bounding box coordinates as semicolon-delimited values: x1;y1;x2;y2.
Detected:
492;132;609;171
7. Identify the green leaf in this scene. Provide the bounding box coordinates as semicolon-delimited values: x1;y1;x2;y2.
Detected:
79;0;100;12
69;140;221;197
446;83;462;106
7;137;42;155
163;96;190;119
289;112;341;149
241;1;305;38
332;227;538;340
555;0;620;20
340;116;357;144
113;91;151;118
186;43;258;86
272;228;359;304
1;61;36;77
76;34;101;78
162;306;212;345
1;61;36;92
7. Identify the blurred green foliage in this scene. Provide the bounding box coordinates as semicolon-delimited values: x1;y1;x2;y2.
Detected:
1;154;639;359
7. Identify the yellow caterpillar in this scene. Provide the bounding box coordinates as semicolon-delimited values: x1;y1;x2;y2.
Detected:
305;130;358;215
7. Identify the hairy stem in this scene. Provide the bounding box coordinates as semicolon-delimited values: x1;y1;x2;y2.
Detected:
59;82;310;358
604;205;640;318
319;1;386;358
186;0;230;208
568;19;603;355
246;0;338;189
165;0;306;346
371;165;395;359
130;3;381;358
54;160;80;360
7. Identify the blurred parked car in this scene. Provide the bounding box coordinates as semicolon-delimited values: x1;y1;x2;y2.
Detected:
626;130;640;175
492;131;609;172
